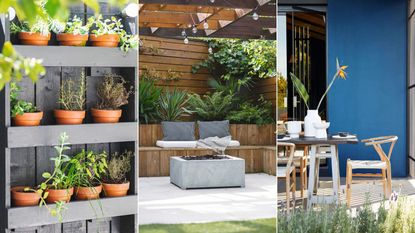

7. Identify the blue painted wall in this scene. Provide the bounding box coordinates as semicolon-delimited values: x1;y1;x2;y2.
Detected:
327;0;407;177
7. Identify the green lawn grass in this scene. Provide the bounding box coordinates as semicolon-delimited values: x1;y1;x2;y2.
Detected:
139;218;276;233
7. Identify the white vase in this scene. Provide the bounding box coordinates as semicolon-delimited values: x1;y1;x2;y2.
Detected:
286;121;302;138
304;110;321;137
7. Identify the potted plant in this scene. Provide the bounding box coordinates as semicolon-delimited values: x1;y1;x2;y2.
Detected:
56;15;94;46
10;17;51;45
66;149;107;200
91;73;133;123
102;150;133;197
54;71;86;124
10;82;43;126
12;133;74;221
89;15;122;47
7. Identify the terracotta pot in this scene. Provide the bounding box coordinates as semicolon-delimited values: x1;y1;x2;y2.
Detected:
102;182;130;197
12;111;43;126
57;33;89;46
18;32;50;46
90;34;120;47
54;109;86;125
11;186;41;207
91;108;122;123
46;187;74;204
74;185;102;200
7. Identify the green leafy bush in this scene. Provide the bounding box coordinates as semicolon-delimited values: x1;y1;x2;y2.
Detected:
193;39;276;94
57;15;94;35
157;89;191;121
187;91;233;121
10;82;38;117
139;79;162;124
226;96;274;125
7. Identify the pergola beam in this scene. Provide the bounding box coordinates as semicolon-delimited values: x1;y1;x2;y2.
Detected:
139;0;259;8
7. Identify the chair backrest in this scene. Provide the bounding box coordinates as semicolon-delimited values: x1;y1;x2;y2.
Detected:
277;142;296;170
362;136;398;162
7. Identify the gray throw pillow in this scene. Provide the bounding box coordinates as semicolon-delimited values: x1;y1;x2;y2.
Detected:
162;121;195;141
198;120;231;139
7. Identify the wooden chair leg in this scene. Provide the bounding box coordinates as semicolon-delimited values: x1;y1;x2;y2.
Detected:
387;165;392;197
381;168;387;198
286;177;290;211
292;170;296;205
346;161;352;208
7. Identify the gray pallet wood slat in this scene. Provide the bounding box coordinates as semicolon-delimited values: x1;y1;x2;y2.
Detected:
7;195;137;229
37;224;62;233
11;78;36;187
36;67;61;125
7;122;137;148
62;221;86;233
13;46;137;67
110;217;121;233
87;218;111;233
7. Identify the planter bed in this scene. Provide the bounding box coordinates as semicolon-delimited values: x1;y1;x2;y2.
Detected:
170;155;245;189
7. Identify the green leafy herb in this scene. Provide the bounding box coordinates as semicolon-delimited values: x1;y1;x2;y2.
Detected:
10;82;38;117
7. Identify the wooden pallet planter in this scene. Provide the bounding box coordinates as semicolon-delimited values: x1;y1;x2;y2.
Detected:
0;5;138;232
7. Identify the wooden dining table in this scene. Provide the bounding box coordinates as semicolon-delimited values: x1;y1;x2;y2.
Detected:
283;136;358;208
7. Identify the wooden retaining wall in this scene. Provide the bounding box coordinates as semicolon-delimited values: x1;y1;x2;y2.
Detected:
139;36;213;95
139;124;276;147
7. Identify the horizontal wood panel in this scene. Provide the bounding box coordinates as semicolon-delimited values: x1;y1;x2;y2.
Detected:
8;122;137;148
14;46;137;67
139;124;276;147
8;196;137;229
139;147;276;177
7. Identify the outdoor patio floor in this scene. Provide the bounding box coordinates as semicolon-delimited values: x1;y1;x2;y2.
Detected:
139;173;276;225
278;177;415;209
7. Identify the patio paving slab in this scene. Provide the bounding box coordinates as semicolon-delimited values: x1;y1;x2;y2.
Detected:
139;173;276;225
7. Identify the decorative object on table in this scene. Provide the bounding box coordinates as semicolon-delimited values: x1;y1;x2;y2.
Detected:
290;58;348;137
91;73;133;123
54;70;86;124
313;122;330;139
332;132;356;139
286;121;302;138
10;82;43;126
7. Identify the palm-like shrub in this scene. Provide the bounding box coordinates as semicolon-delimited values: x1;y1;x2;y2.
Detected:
157;89;191;121
188;91;233;121
139;79;161;124
226;96;274;125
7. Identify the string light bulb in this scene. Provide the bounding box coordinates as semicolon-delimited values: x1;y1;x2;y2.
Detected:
252;12;259;20
192;25;198;34
184;37;189;44
208;47;213;54
203;21;209;29
181;29;186;37
209;0;215;3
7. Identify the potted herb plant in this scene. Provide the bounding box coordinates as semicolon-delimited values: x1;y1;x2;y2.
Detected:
12;133;74;222
56;15;94;46
10;17;51;45
102;150;133;197
89;15;122;47
10;82;43;126
54;71;86;124
91;73;133;123
66;149;107;200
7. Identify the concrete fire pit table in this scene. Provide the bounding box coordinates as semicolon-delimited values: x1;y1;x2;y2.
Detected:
170;155;245;189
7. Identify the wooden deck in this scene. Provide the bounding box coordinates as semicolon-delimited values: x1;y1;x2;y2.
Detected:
278;177;415;209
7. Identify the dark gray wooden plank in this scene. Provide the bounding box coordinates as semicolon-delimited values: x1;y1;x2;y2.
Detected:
110;217;121;233
37;224;62;233
8;122;137;148
10;148;36;187
87;219;110;233
36;67;61;125
8;195;138;229
62;221;86;233
119;68;136;123
13;46;137;67
36;146;56;185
